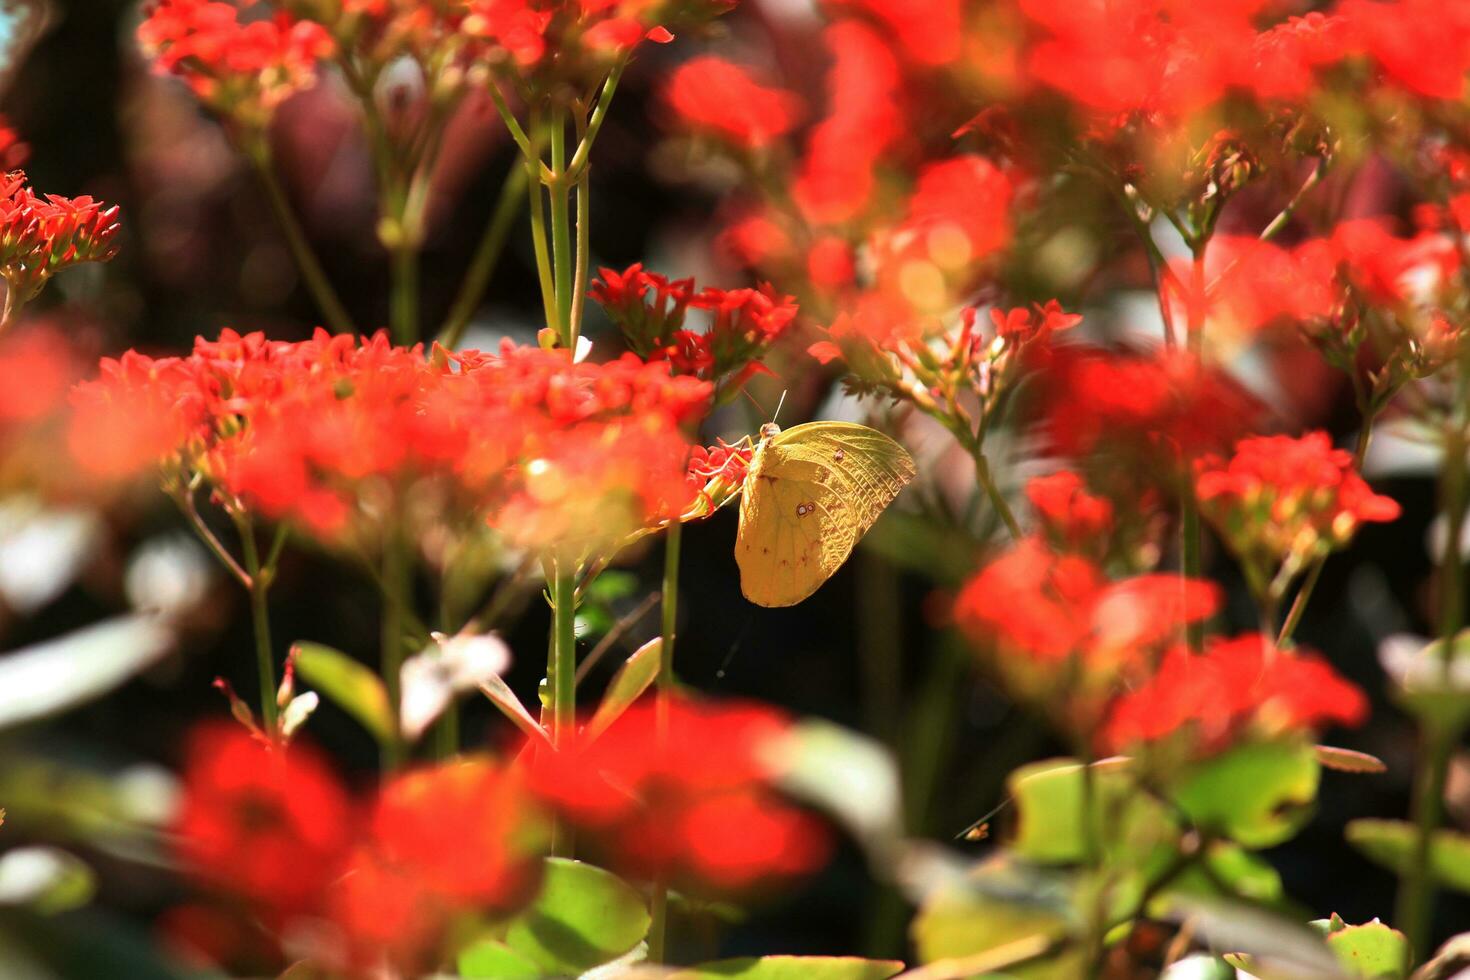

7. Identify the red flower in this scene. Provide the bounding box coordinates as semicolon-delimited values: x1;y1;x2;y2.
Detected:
527;696;829;893
989;300;1082;345
138;0;331;125
0;172;121;311
664;57;803;149
1101;634;1368;756
1025;471;1114;553
1195;431;1400;572
173;723;352;914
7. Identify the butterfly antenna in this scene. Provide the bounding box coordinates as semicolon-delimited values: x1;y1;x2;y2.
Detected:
773;389;788;424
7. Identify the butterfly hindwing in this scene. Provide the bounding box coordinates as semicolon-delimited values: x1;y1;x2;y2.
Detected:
736;422;916;607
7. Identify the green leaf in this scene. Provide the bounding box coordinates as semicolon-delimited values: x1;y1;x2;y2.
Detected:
586;638;661;741
480;673;550;745
0;615;172;730
1345;819;1470;893
668;956;904;979
1379;633;1470;735
1009;757;1176;866
457;939;543;978
0;846;96;915
1322;920;1408;978
292;642;394;745
1171;740;1319;848
503;858;650;975
1315;746;1388;775
911;856;1082;978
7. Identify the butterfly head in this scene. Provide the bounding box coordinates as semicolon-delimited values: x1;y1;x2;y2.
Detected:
758;422;781;442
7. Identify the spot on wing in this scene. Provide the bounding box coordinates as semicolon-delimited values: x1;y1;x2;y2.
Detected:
833;448;845;462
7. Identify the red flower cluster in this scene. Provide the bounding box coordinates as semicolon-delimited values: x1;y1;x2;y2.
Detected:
70;331;712;549
954;537;1219;715
0;172;121;317
138;0;332;126
664;57;803;150
1101;633;1368;756
529;696;828;893
1025;471;1115;556
1195;432;1400;577
990;300;1084;345
592;263;797;400
1042;348;1262;473
173;725;544;974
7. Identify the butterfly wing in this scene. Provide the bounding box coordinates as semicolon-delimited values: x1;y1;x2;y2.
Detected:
736;422;916;607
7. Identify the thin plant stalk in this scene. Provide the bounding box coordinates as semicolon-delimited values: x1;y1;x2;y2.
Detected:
438;164;528;348
548;560;579;857
245;144;355;334
648;520;683;963
237;519;279;733
380;533;412;771
549;111;574;343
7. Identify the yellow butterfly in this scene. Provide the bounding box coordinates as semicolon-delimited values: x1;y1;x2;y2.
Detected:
736;421;916;607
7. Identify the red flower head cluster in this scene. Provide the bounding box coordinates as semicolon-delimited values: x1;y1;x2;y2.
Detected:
1195;432;1400;584
665;57;803;150
990;301;1083;346
682;437;755;519
70;331;712;551
0;172;121;316
173;723;354;915
954;537;1220;723
330;759;545;970
1101;633;1368;757
1042;348;1262;477
592;263;797;402
528;696;828;894
138;0;332;127
173;725;546;974
1025;470;1115;557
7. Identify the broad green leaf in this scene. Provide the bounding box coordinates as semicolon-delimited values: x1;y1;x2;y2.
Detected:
668;956;904;979
1008;757;1176;866
503;858;650;975
911;856;1082;978
457;939;542;978
0;847;95;915
292;642;394;744
0;615;172;729
480;674;550;745
1171;740;1319;848
586;638;661;741
1321;920;1407;978
1315;746;1388;774
1345;819;1470;894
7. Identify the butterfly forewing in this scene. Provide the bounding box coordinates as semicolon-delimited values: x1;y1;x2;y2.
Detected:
736;422;916;607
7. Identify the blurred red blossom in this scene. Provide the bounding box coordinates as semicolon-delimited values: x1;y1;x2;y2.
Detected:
664;57;803;149
1102;633;1368;755
1025;470;1115;555
173;723;353;914
528;696;829;892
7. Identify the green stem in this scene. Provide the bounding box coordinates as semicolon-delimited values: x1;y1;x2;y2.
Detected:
247;144;355;334
1396;426;1468;967
526;150;559;335
1181;489;1205;652
238;519;278;733
569;168;590;352
648;521;682;963
437;164;528;348
971;448;1022;542
549;560;579;857
548;112;574;344
390;241;420;346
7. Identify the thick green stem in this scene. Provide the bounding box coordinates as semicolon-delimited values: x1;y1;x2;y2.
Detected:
549;561;579;857
247;146;355;334
389;242;420;346
438;164;528;348
239;522;278;733
548;114;574;344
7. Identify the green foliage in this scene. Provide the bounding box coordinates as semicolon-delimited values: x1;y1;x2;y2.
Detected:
586;637;661;740
0;846;95;915
457;939;544;978
1311;914;1408;978
1345;819;1470;893
499;858;651;976
1171;740;1320;848
667;956;905;979
292;642;394;744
